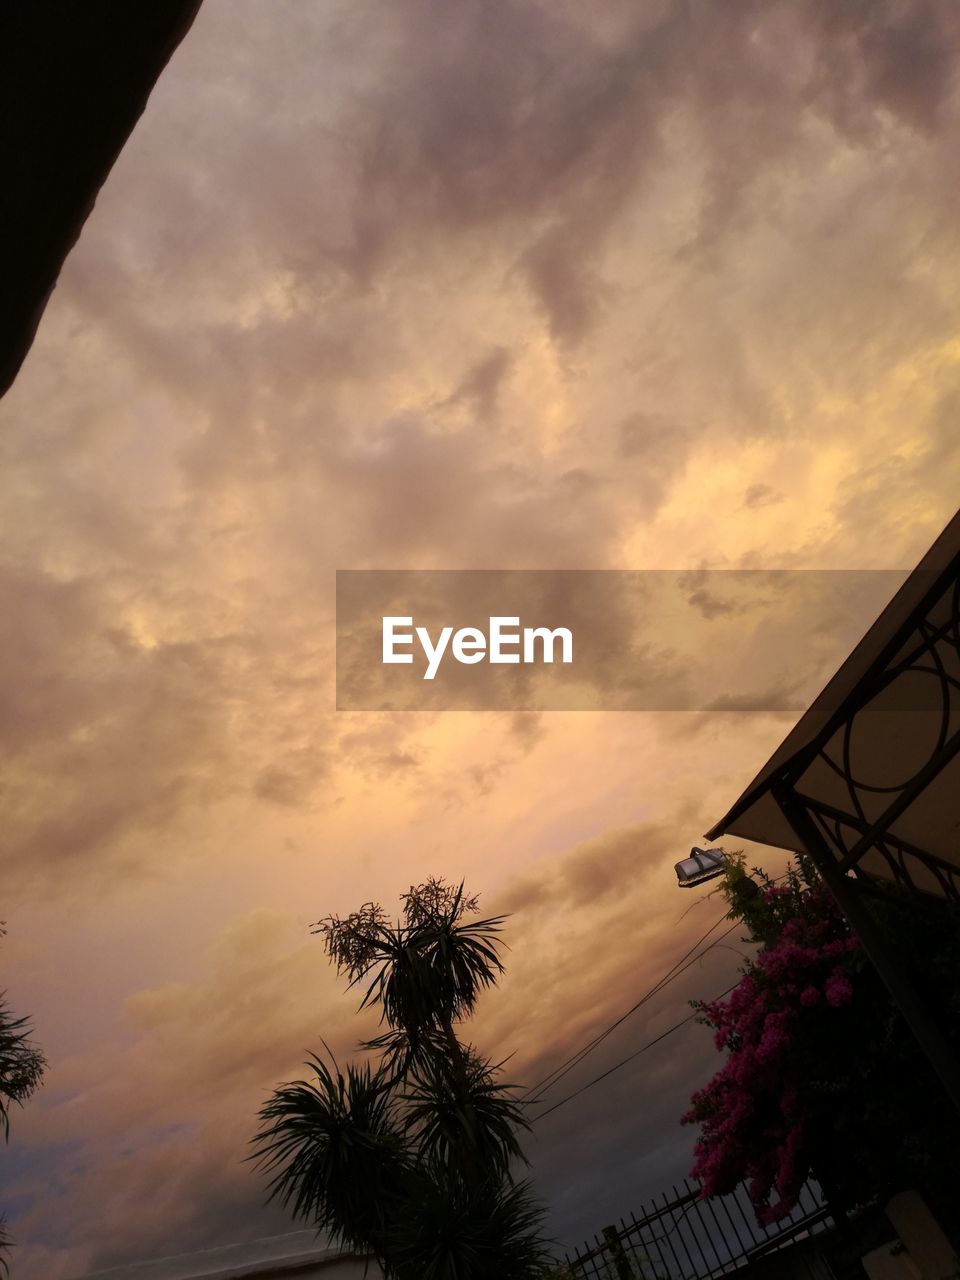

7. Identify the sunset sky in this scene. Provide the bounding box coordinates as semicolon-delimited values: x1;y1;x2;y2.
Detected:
2;1;960;1275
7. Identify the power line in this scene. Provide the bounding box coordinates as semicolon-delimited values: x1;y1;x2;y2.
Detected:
523;870;792;1106
531;981;739;1123
522;912;740;1104
522;910;733;1101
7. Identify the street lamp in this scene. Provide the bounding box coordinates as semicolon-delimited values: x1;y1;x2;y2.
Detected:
674;846;726;888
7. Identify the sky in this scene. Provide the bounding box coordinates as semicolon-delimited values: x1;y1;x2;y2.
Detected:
2;0;960;1274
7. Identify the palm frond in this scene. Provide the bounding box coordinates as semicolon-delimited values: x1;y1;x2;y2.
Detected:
387;1168;553;1280
401;878;480;928
250;1053;410;1253
362;1026;450;1083
311;903;393;982
0;995;46;1141
368;914;507;1035
403;1050;530;1182
315;882;508;1036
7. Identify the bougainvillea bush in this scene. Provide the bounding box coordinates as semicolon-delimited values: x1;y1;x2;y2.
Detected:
682;853;960;1223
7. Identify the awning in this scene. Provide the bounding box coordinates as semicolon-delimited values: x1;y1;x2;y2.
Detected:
706;508;960;898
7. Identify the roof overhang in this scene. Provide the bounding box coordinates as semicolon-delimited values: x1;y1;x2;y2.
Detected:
1;2;203;400
706;508;960;898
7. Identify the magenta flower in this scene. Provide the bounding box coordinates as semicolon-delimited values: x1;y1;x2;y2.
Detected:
824;973;853;1007
683;861;862;1221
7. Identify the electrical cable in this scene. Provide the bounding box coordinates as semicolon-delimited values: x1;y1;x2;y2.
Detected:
531;981;739;1123
522;913;739;1104
523;870;791;1106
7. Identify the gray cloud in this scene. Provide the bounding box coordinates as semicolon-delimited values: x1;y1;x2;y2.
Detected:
441;346;514;422
3;0;960;1271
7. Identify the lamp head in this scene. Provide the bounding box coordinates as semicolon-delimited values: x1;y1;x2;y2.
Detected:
675;846;726;888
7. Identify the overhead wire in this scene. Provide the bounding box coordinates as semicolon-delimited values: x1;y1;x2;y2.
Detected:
530;980;739;1122
522;911;739;1104
523;871;792;1111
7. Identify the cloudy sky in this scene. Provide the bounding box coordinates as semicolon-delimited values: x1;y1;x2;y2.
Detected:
2;0;960;1274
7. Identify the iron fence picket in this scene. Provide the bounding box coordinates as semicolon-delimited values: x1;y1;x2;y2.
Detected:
564;1179;833;1280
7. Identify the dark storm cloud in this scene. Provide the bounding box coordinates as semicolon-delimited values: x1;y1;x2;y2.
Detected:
323;0;960;331
0;550;337;894
500;822;679;915
806;0;958;138
743;482;781;510
0;567;236;886
4;0;960;1273
318;416;623;567
441;346;514;422
70;0;959;367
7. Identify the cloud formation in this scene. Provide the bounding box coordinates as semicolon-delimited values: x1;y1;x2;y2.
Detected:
1;0;959;1273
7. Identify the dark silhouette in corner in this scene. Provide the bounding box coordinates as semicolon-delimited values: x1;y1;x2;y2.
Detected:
0;1;203;400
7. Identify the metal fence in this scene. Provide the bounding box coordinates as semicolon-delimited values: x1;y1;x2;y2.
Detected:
564;1178;835;1280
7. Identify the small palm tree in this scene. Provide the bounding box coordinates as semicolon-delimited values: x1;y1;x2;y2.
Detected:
0;995;45;1142
252;878;553;1278
0;927;46;1276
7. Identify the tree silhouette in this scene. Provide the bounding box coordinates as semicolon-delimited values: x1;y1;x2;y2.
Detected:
0;927;46;1275
252;878;552;1279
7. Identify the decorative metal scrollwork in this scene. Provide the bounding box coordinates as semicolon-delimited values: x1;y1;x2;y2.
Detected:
777;568;960;898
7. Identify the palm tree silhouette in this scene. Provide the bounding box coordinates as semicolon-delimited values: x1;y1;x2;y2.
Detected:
252;878;554;1279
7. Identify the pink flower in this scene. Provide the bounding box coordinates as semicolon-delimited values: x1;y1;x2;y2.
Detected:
683;867;863;1219
825;973;853;1007
757;1013;790;1063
